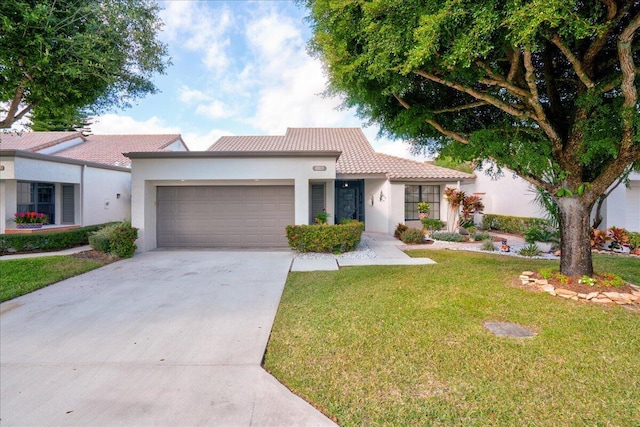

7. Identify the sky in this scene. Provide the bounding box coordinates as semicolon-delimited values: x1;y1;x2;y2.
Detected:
87;0;425;159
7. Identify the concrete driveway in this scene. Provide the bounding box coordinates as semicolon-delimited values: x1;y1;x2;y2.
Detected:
0;250;337;426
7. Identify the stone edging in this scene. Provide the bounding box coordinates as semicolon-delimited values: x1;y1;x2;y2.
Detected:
519;271;640;306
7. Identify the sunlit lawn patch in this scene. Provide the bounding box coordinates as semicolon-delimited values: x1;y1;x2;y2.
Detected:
265;250;640;426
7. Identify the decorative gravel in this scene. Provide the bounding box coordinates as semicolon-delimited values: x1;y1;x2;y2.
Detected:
429;239;560;260
293;234;377;259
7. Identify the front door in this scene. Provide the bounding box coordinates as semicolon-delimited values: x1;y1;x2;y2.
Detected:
335;180;364;223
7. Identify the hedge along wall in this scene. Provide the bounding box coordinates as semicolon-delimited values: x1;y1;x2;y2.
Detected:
286;222;365;253
0;223;113;254
482;214;550;235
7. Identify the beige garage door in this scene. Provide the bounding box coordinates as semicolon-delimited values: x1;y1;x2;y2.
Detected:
157;186;294;247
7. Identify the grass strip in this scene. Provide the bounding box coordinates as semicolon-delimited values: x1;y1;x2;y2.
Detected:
0;256;111;302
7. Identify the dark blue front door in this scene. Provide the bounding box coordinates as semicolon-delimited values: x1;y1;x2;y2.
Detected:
335;180;364;223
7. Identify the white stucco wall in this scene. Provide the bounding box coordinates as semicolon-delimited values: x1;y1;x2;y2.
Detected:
0;154;132;232
82;167;132;226
596;173;640;232
364;179;390;233
129;155;337;251
462;166;545;219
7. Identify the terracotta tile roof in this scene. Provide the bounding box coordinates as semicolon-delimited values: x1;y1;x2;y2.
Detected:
0;131;85;152
55;134;186;167
210;128;474;181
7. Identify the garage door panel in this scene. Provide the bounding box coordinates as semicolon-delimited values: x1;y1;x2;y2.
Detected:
157;186;294;247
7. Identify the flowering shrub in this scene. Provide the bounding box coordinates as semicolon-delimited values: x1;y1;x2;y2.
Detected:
14;212;48;225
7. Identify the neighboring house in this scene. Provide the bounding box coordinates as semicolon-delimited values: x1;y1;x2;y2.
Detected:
126;128;474;251
462;163;640;232
0;132;187;234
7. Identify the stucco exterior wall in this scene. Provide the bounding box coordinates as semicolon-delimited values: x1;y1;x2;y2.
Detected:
82;167;132;226
129;155;337;252
364;179;390;233
596;173;640;232
462;167;545;219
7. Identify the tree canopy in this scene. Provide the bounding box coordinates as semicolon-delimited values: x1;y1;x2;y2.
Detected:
0;0;169;129
302;0;640;276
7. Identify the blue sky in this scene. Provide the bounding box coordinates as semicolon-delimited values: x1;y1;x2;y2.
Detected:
88;0;422;158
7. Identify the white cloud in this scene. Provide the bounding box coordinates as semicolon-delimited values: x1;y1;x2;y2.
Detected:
177;86;211;104
90;113;232;152
183;129;234;151
159;1;232;74
90;114;181;134
195;100;233;120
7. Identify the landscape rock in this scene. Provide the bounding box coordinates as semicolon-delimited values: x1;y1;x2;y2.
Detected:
591;297;614;304
555;288;578;297
541;284;555;294
522;271;535;276
586;292;599;300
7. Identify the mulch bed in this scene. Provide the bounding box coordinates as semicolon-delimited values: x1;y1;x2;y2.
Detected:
72;250;118;263
528;271;637;295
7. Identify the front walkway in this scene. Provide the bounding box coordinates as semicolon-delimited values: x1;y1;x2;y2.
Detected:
290;232;436;271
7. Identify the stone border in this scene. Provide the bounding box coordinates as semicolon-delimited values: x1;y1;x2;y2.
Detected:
519;271;640;306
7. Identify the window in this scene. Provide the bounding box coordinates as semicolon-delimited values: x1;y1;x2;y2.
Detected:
405;185;440;220
17;182;56;223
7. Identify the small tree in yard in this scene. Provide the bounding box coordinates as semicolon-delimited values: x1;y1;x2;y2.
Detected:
302;0;640;277
0;0;169;129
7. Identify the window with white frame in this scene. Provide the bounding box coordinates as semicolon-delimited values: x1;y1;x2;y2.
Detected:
404;185;440;220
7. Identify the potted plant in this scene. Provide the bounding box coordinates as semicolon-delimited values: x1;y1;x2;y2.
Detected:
13;211;48;229
314;210;330;225
523;226;558;253
417;202;430;219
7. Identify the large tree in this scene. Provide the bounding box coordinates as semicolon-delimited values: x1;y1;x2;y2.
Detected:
0;0;169;129
302;0;640;277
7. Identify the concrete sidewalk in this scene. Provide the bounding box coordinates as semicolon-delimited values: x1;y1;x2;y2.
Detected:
290;232;436;271
0;250;336;427
0;245;92;260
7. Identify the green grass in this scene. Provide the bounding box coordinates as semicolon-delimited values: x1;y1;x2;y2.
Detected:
0;256;111;302
265;250;640;426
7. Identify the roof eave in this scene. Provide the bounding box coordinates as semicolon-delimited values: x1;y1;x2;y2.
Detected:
124;150;342;159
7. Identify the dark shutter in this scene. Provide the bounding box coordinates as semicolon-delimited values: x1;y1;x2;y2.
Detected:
62;185;75;224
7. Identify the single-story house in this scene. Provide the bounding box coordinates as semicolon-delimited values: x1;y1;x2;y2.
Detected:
462;163;640;232
126;128;475;251
0;132;187;234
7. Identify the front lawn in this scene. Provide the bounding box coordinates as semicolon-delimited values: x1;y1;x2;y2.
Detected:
265;250;640;426
0;255;113;302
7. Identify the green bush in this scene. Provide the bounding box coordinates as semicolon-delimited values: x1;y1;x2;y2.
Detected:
421;218;445;233
431;232;466;242
482;214;549;235
473;231;491;241
286;222;364;253
400;228;425;244
88;222;138;258
519;243;542;257
394;223;408;239
480;239;496;251
110;223;138;258
0;224;112;254
88;224;120;253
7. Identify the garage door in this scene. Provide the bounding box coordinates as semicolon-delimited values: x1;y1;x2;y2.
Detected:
157;186;294;247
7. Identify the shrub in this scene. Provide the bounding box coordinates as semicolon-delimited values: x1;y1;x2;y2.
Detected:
480;239;496;251
482;214;549;235
88;223;120;253
394;223;409;239
0;223;112;254
518;243;541;257
400;228;425;244
286;222;364;253
421;218;445;233
109;223;138;258
314;211;329;225
431;232;466;242
473;231;491;241
523;226;559;243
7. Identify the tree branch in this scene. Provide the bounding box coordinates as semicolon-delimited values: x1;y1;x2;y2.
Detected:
0;86;26;129
413;69;529;119
393;93;470;144
550;34;595;89
475;60;530;99
424;118;470;144
522;50;564;148
583;0;618;75
617;11;640;152
432;101;488;114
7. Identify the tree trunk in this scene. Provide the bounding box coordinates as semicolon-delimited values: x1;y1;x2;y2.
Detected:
557;197;594;277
